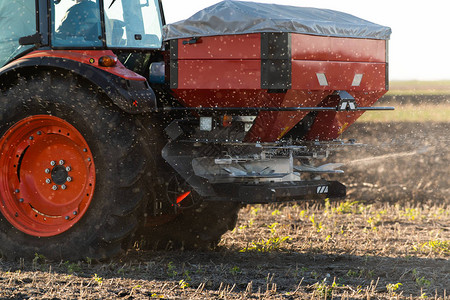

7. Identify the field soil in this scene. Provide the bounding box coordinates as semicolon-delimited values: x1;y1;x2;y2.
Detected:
337;121;449;205
0;120;449;299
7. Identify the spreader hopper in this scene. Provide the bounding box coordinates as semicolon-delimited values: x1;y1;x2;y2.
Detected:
165;1;392;143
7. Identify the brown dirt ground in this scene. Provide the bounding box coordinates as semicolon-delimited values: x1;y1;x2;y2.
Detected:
0;119;449;299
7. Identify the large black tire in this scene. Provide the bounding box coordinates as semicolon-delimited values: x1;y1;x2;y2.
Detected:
139;201;241;250
134;118;241;250
0;71;149;261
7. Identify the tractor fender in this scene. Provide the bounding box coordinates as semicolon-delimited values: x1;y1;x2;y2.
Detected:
0;56;157;114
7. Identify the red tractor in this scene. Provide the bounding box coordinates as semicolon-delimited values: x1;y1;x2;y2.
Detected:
0;0;391;260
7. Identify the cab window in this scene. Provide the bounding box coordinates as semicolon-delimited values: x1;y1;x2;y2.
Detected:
0;0;36;67
104;0;163;49
52;0;103;47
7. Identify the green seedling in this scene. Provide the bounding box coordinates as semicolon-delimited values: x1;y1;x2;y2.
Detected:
271;209;281;216
183;270;191;281
63;261;81;274
167;261;178;277
93;273;103;284
178;279;190;289
414;240;450;255
32;253;46;269
333;200;360;214
309;214;323;232
230;266;241;276
386;282;402;294
250;206;259;216
241;236;291;252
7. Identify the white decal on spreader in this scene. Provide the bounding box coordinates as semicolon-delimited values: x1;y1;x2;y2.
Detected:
316;186;329;194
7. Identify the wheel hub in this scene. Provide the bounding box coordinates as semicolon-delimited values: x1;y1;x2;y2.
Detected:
0;115;96;237
51;164;69;185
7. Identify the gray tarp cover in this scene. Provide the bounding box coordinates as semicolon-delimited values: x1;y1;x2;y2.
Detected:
163;0;391;41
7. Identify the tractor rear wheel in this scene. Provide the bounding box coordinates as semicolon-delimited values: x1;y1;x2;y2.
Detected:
0;72;149;260
138;170;240;250
134;123;241;251
145;201;240;250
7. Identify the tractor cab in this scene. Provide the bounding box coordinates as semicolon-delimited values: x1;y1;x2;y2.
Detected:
52;0;164;49
0;0;164;67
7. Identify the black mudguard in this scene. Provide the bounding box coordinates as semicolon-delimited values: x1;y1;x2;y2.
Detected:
0;56;157;114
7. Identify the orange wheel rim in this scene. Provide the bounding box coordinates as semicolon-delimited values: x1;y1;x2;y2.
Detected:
0;115;96;237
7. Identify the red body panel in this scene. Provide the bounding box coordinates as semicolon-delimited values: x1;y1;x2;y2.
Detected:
245;90;331;142
291;61;386;91
305;90;386;140
291;34;385;62
177;60;261;89
19;50;146;81
177;34;261;60
172;33;388;142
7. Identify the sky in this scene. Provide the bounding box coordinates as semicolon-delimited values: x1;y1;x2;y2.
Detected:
161;0;450;81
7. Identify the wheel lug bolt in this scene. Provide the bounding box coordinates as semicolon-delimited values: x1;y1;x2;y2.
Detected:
19;198;24;203
83;148;87;152
87;158;91;162
61;184;67;190
59;160;65;165
29;136;34;140
52;185;58;190
45;168;50;174
66;166;71;172
65;216;70;220
67;177;72;182
73;211;77;215
45;179;51;184
37;131;42;135
50;161;56;166
15;189;20;193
